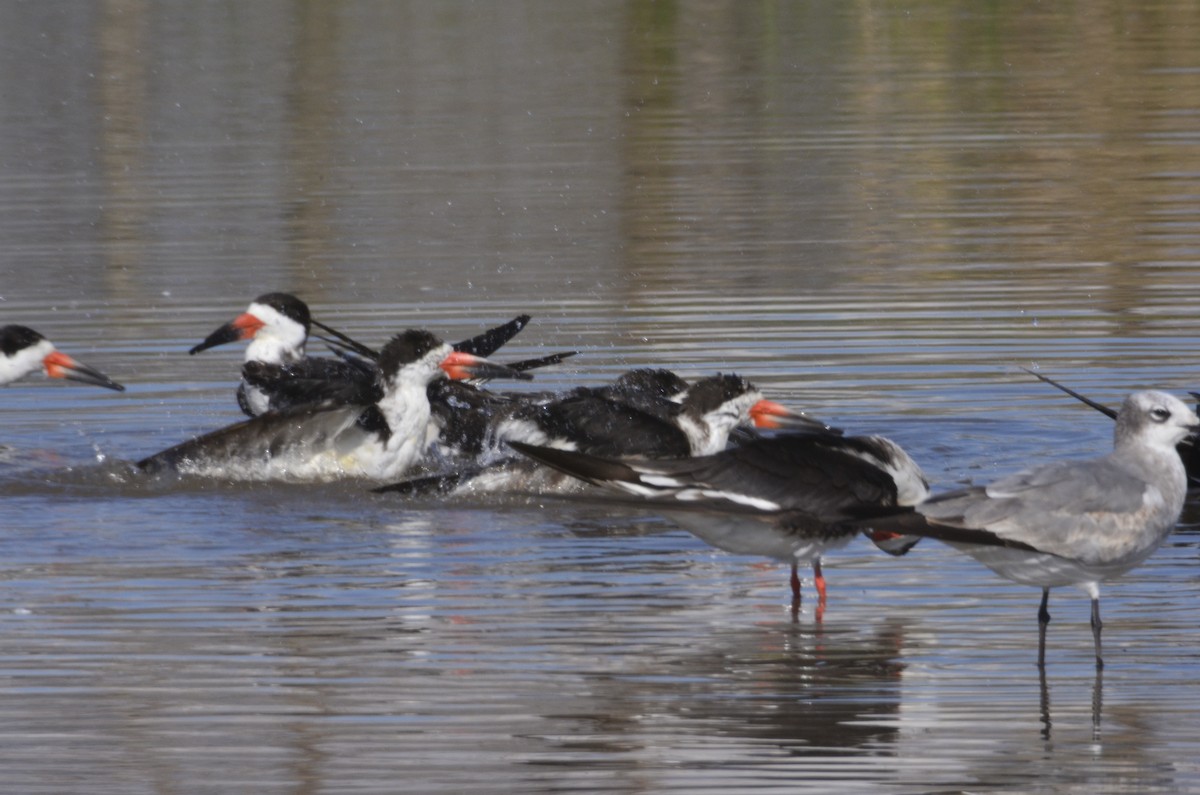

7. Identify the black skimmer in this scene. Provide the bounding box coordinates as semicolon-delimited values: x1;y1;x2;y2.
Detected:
189;292;379;416
477;369;696;451
139;330;531;481
378;373;832;496
566;367;690;417
240;344;577;423
189;292;540;416
391;369;692;485
0;325;124;391
557;368;764;446
510;368;687;409
509;430;929;616
506;373;826;458
862;390;1198;667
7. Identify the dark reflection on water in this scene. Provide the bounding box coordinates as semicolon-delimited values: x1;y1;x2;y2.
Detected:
3;1;1200;793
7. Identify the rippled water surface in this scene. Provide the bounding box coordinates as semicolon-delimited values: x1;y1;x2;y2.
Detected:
4;2;1200;793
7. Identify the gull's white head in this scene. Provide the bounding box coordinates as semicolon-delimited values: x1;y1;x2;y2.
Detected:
1115;390;1199;452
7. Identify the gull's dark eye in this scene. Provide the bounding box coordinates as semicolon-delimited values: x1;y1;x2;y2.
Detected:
1151;406;1171;423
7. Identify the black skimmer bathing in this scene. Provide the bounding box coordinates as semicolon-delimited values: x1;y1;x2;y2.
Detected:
509;373;827;458
566;367;691;418
863;389;1198;667
508;428;929;616
0;325;124;391
189;292;541;417
378;373;832;496
139;330;531;481
241;331;575;424
477;369;696;451
393;369;691;485
562;368;777;446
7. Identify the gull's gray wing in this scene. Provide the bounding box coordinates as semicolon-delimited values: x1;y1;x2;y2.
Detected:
919;457;1156;561
983;457;1148;514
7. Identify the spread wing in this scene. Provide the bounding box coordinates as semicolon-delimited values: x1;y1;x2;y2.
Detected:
137;401;370;475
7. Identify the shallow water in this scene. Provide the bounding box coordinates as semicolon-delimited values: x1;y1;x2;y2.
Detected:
4;2;1200;793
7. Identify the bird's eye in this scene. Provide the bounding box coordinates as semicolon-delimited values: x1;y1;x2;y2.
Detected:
1151;406;1171;423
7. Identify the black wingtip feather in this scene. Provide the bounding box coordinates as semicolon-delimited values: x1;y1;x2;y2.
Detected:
507;350;578;372
507;441;641;486
454;314;533;357
851;509;1041;552
311;319;379;359
1022;366;1119;420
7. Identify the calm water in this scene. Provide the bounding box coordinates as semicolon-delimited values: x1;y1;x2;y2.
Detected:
4;2;1200;792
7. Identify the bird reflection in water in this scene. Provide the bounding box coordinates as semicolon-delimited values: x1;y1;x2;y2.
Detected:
1039;666;1103;744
